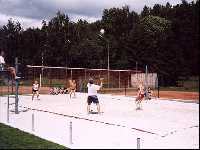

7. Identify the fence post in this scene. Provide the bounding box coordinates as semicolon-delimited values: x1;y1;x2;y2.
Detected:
69;121;73;144
157;74;159;98
145;65;148;100
39;74;42;87
32;110;35;132
137;137;140;149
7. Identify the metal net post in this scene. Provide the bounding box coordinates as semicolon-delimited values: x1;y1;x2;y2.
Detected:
15;57;19;114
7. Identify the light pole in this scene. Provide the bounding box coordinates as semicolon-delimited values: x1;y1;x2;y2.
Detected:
65;39;70;85
41;28;48;87
65;39;71;67
41;45;45;87
99;29;110;88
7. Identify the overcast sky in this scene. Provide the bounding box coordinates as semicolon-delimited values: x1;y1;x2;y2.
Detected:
0;0;194;29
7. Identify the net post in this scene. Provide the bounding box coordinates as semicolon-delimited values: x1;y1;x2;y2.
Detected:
7;76;10;123
15;57;19;114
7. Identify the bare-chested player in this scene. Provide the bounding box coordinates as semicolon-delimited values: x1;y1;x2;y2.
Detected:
68;79;76;98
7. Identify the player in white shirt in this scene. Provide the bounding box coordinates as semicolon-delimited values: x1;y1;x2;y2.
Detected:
87;78;103;114
0;50;20;79
0;50;6;71
32;80;40;100
0;55;5;70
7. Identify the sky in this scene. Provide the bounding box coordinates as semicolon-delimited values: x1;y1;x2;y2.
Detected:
0;0;194;29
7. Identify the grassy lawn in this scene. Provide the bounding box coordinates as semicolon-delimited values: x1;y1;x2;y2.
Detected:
0;123;67;149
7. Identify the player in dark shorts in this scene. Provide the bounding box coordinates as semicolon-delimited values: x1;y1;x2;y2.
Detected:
147;87;153;100
87;95;99;105
32;80;40;100
87;78;103;114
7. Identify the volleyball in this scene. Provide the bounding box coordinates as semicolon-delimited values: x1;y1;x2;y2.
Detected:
100;29;105;35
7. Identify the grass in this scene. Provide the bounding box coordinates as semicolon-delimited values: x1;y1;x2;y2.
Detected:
0;123;67;149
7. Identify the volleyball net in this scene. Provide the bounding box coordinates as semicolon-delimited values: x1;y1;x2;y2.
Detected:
23;65;156;90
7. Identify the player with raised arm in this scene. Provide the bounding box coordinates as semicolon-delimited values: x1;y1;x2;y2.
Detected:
87;78;103;114
135;82;145;110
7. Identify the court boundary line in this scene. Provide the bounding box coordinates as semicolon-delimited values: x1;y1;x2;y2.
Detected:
19;105;162;137
21;105;198;138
